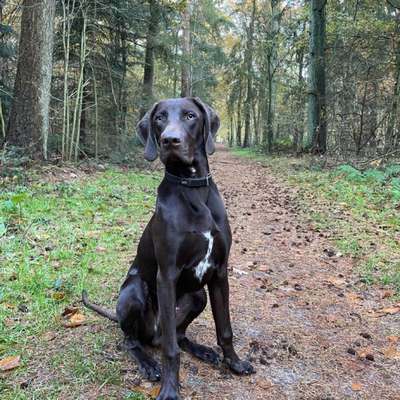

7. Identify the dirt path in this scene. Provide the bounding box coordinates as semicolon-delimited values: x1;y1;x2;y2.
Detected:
175;147;400;399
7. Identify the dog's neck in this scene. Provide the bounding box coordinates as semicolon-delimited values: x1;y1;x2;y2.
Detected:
164;149;210;178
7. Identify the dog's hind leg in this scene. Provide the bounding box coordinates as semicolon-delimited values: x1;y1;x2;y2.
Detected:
176;289;221;365
117;271;161;382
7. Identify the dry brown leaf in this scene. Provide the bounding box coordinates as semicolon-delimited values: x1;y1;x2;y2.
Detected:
381;306;400;315
384;346;400;360
43;331;57;341
351;382;362;391
326;276;346;286
132;385;160;399
61;307;85;328
62;306;79;317
62;312;85;328
382;289;395;299
95;246;107;253
370;306;400;317
388;336;399;344
345;292;362;303
0;355;21;372
356;347;373;359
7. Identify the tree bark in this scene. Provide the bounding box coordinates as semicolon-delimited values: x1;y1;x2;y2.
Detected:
243;0;256;148
385;11;400;152
0;1;5;140
236;79;243;146
7;0;56;159
307;0;327;154
0;1;4;23
266;54;274;152
180;0;191;97
294;21;306;153
141;0;160;116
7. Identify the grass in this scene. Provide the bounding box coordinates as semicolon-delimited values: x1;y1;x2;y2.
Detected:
232;147;400;292
0;166;159;399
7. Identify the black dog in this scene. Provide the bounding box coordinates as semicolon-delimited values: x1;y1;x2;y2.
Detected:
83;97;254;400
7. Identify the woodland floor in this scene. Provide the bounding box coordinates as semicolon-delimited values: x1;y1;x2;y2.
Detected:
1;146;400;399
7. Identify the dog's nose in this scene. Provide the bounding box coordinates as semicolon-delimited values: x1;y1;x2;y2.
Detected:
161;134;181;147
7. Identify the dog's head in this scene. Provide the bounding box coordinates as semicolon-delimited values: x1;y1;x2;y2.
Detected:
137;97;220;165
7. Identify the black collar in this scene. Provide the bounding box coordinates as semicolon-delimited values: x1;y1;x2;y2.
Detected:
164;171;212;187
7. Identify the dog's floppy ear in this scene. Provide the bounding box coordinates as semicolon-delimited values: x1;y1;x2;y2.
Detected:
137;103;159;161
191;97;220;155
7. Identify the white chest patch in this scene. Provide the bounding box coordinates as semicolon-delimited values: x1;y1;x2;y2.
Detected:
195;231;214;282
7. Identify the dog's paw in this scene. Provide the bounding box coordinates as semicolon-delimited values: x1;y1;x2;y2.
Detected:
197;345;221;365
156;386;181;400
179;338;221;365
225;358;255;375
139;359;161;382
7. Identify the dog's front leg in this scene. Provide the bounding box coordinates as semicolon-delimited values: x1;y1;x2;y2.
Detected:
156;269;181;400
208;270;255;375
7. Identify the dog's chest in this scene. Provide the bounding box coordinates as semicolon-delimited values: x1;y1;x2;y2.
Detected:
193;231;214;281
178;229;225;286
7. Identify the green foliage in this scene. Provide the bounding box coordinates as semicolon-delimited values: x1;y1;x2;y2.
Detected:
273;136;295;152
0;167;160;399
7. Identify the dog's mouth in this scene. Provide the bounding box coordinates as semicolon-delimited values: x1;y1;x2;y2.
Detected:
160;147;193;165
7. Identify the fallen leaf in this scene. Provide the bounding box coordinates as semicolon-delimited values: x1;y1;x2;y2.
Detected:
326;276;346;287
52;292;65;301
0;355;20;372
351;382;362;391
62;312;85;328
384;346;400;360
381;306;400;315
356;347;374;360
388;336;399;344
382;289;395;299
62;306;79;317
345;292;362;303
61;307;85;328
132;385;160;399
95;246;107;253
43;332;57;341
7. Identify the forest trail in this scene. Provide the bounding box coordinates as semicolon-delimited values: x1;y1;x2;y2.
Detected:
175;146;400;400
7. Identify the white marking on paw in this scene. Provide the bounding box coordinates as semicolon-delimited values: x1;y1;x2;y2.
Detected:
195;231;214;282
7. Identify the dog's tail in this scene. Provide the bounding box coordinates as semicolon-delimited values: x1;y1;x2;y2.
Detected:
81;290;118;322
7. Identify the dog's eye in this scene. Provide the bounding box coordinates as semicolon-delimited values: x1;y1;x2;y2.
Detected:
186;113;196;120
155;115;163;121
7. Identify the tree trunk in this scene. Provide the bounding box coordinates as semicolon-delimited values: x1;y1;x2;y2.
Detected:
252;94;259;146
295;22;305;153
385;11;400;153
180;0;191;97
243;0;256;148
79;66;88;152
266;55;274;152
236;80;243;147
0;1;5;140
0;1;4;21
141;0;160;116
307;0;327;154
7;0;55;159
